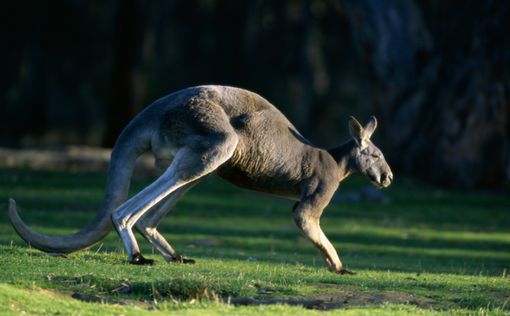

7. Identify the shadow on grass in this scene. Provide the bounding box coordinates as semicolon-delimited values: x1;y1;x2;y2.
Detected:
1;220;508;276
1;169;509;278
159;222;510;252
140;223;510;274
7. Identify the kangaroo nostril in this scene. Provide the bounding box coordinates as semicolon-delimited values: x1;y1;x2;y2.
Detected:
380;172;393;185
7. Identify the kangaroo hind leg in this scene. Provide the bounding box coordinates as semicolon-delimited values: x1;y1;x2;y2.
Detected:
135;181;198;264
112;128;238;264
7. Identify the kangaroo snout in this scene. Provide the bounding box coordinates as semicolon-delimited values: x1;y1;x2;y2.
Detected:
380;172;393;187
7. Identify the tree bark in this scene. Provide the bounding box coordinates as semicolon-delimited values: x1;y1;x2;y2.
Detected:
341;0;510;189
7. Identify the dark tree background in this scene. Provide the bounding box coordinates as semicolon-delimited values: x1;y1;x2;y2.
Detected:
1;0;508;190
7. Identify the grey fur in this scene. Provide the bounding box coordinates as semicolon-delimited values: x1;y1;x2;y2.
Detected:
9;85;393;273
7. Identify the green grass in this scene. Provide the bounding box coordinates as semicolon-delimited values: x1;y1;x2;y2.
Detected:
0;169;509;315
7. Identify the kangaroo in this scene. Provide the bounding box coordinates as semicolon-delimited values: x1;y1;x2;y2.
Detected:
9;85;393;273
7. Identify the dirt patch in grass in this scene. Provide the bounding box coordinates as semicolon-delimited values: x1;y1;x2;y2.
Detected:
0;146;156;174
67;278;434;311
71;292;155;309
229;289;435;310
55;274;436;311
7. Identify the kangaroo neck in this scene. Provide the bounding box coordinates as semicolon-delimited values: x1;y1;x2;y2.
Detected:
327;139;357;182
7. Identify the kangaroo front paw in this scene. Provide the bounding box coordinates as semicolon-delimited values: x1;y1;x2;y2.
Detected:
129;253;154;265
172;254;196;264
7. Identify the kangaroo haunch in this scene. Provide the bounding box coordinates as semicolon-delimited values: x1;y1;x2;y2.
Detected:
8;85;393;274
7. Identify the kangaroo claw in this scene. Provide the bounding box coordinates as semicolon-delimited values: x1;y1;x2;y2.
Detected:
129;253;154;265
172;254;196;264
338;268;356;275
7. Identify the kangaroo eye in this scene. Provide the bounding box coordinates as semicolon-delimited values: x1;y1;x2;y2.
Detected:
371;154;380;158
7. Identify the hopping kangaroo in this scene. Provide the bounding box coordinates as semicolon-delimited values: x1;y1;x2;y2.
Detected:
9;85;393;273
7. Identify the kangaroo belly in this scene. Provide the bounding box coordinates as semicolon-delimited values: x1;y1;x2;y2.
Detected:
215;165;301;199
215;138;303;199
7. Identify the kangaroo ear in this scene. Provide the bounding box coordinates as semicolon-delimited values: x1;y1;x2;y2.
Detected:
349;116;365;146
348;116;363;138
363;116;377;139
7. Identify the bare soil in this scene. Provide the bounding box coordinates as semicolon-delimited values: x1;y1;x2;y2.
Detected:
229;289;434;311
0;146;156;174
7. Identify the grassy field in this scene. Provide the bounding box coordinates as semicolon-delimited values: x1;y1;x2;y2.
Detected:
0;168;509;315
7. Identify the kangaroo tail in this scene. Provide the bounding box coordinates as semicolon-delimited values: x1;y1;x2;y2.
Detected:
8;116;153;253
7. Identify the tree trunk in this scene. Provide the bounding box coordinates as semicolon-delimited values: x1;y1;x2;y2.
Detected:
341;0;510;189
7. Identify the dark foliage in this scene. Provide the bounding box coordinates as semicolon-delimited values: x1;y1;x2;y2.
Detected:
0;0;508;189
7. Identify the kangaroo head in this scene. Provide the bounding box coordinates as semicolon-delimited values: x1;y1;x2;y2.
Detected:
349;116;393;188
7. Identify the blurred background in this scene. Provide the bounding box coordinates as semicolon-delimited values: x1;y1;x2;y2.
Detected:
1;0;509;190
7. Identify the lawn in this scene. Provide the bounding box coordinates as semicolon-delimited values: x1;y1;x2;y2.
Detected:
0;169;509;315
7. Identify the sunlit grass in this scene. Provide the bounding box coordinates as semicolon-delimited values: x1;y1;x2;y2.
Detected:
0;169;509;314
